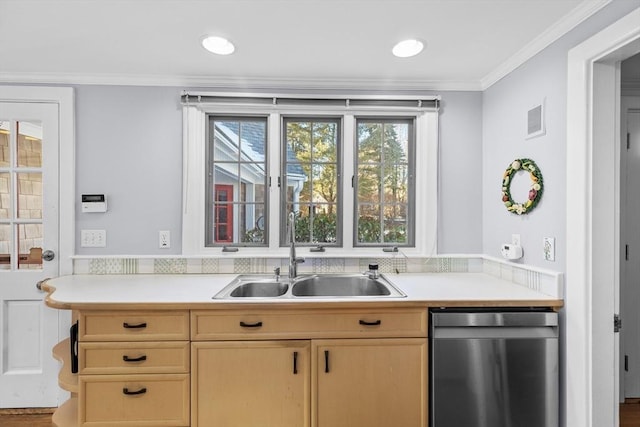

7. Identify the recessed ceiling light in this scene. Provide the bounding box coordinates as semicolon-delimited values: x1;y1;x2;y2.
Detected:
392;39;424;58
202;36;235;55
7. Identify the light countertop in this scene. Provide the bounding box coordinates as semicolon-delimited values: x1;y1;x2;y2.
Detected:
43;273;563;310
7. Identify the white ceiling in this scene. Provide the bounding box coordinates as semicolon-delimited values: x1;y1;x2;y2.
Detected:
0;0;612;91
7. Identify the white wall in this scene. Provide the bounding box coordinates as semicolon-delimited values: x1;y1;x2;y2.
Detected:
75;86;183;255
482;0;640;271
74;87;483;255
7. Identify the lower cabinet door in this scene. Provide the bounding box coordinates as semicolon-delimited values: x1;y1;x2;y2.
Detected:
79;373;189;426
312;338;427;427
192;340;310;427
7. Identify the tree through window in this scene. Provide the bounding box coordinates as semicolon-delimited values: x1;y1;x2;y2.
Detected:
355;118;414;246
282;118;341;246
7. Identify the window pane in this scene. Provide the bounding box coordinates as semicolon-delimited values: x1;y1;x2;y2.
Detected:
0;172;9;219
312;164;337;204
357;122;382;163
357;165;380;203
208;116;268;247
283;118;340;246
17;223;42;270
0;121;9;167
312;122;338;162
355;118;414;246
310;204;337;243
383;204;408;244
17;172;43;220
0;224;10;270
17;121;42;167
286;122;311;160
383;164;408;204
358;205;381;244
241;203;266;244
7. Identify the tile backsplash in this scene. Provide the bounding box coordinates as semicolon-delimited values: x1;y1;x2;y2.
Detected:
72;255;563;298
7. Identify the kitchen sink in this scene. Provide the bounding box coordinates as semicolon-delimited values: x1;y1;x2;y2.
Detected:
229;281;289;298
291;274;401;297
213;273;406;299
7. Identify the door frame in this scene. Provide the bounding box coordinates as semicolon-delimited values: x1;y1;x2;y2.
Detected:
0;86;75;404
566;8;640;427
214;184;234;243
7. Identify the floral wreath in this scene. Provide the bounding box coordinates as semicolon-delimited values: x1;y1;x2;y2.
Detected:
502;158;543;215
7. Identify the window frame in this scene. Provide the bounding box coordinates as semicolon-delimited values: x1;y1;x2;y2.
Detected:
353;116;416;248
280;115;343;248
205;115;270;247
182;96;438;258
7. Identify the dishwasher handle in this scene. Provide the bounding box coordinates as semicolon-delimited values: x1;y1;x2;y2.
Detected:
431;311;558;328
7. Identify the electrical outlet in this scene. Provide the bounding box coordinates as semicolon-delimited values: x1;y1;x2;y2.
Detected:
511;234;521;246
543;237;555;261
81;229;106;247
159;230;170;249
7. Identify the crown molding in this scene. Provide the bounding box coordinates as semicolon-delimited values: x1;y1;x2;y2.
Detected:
480;0;612;90
0;72;484;92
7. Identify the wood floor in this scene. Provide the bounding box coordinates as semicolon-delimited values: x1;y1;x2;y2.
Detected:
621;399;640;427
0;408;54;427
1;402;639;426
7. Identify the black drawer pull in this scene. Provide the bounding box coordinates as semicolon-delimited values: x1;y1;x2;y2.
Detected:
122;387;147;395
239;321;263;328
123;355;147;362
359;319;382;326
324;350;330;373
293;351;298;374
123;322;147;329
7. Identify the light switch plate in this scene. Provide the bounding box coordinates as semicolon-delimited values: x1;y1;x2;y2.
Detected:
81;229;106;247
543;237;555;261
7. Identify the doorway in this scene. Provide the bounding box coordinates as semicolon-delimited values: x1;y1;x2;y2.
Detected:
566;8;640;427
620;56;640;402
0;87;74;408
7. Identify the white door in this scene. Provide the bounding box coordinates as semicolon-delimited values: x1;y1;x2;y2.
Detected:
0;101;60;407
623;106;640;398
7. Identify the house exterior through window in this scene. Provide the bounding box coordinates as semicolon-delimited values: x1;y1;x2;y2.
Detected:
182;94;439;257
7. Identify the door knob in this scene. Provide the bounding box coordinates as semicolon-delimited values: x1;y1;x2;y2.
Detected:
36;278;52;291
42;250;55;261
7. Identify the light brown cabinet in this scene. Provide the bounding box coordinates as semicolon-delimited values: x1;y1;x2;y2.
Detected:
191;340;311;427
191;308;428;427
53;306;427;427
72;310;190;427
312;338;427;427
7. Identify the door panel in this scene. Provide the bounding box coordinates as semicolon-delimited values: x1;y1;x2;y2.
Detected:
214;184;233;243
623;108;640;398
0;102;59;407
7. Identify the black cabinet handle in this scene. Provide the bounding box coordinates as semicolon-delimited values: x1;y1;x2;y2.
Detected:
239;321;263;328
122;387;147;395
324;350;330;373
123;322;147;329
123;355;147;362
70;321;79;374
359;319;382;326
293;351;298;374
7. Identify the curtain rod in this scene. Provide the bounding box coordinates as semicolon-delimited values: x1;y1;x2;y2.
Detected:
180;91;440;110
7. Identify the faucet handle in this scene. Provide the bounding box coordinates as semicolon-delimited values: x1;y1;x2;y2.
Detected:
366;263;379;279
273;267;281;278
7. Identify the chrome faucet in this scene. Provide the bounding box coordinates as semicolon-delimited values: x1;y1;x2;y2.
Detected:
288;212;305;279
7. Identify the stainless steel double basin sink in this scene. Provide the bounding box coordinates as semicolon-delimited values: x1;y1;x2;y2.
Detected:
213;273;406;299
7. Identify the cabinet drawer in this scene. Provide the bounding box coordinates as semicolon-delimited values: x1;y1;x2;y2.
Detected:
192;308;427;340
79;341;189;375
79;373;189;426
79;311;189;341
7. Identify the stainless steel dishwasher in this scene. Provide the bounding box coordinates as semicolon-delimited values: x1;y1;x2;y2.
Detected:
430;308;559;427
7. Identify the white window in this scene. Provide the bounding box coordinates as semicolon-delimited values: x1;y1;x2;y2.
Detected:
182;94;439;257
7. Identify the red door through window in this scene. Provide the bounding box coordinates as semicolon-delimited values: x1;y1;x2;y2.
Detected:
214;185;233;243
